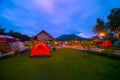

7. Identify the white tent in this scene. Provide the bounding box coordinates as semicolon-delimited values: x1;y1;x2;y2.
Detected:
0;35;27;59
10;42;27;53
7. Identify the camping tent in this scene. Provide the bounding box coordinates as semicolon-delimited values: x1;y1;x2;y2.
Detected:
0;35;17;58
30;43;50;57
0;35;27;59
113;40;120;46
101;41;113;47
10;41;27;53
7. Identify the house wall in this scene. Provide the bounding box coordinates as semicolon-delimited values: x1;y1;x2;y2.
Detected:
37;33;50;41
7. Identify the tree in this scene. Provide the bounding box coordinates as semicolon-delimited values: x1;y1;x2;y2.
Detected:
0;25;6;35
93;18;108;38
107;8;120;39
104;32;116;42
92;18;116;42
7;30;31;42
0;26;31;41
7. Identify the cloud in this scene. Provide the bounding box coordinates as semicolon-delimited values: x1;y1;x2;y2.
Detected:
77;32;95;38
0;0;120;37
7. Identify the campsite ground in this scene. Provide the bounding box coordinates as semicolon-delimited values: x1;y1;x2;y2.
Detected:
0;48;120;80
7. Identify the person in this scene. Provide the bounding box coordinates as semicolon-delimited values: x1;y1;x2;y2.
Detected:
60;42;63;47
52;45;57;51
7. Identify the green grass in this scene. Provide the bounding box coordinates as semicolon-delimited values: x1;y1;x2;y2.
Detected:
101;46;120;50
0;48;120;80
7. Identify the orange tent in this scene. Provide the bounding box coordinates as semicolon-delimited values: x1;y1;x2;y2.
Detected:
30;43;50;57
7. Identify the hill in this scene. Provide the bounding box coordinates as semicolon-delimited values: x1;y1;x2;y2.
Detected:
56;34;89;41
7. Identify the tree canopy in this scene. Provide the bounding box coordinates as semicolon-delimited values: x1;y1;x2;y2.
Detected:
0;26;31;41
107;8;120;39
0;26;6;35
93;8;120;41
93;18;106;34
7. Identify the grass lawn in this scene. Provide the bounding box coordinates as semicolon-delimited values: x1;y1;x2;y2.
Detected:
0;48;120;80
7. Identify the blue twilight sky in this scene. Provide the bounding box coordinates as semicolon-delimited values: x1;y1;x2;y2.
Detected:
0;0;120;38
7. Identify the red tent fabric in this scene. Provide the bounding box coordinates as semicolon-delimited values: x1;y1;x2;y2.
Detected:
0;35;18;42
101;41;113;47
0;37;6;41
0;35;7;41
30;43;50;57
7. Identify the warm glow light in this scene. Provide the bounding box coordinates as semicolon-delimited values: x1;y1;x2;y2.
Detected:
100;33;105;36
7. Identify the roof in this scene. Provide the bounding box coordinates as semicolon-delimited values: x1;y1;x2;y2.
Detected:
0;35;14;38
33;30;55;40
0;35;19;42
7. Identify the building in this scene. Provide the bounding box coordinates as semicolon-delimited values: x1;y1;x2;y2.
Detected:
32;30;55;41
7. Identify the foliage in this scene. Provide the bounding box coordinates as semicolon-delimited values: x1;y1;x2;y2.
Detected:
93;8;120;41
93;18;106;34
107;8;120;32
7;30;31;41
104;32;116;42
107;8;120;39
0;26;6;35
0;26;31;41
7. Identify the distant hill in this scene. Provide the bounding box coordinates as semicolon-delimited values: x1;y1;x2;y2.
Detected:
56;34;90;41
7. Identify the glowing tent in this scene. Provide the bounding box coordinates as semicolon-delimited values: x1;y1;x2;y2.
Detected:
30;43;50;57
101;41;113;47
